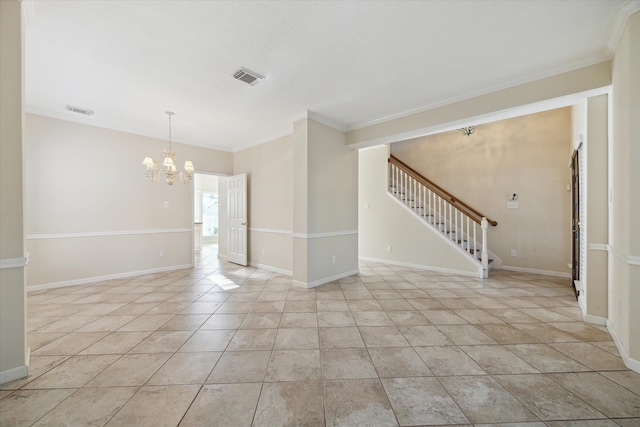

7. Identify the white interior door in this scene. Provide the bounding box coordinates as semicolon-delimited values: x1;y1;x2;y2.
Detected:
227;173;248;266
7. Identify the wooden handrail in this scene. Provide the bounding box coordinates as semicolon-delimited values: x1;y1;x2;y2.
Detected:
389;154;497;226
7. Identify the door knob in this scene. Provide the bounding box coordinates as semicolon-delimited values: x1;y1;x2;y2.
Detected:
241;222;248;226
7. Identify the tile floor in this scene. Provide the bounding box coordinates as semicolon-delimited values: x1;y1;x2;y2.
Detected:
1;245;640;426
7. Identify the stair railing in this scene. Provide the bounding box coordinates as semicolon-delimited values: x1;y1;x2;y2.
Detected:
388;155;497;277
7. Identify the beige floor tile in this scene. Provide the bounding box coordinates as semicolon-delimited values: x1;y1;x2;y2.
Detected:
612;419;640;427
382;377;470;425
280;312;318;328
228;291;260;301
437;324;497;345
550;372;640;418
240;313;282;329
347;299;383;312
181;301;223;314
207;350;271;383
316;299;350;312
0;355;69;390
79;331;151;354
601;370;640;395
32;332;109;355
352;311;394;326
398;325;454;346
315;290;345;300
180;383;262;426
495;374;606;420
420;309;469;324
319;327;365;348
251;301;285;313
179;329;235;352
437;297;479;309
407;298;447;310
0;389;75;426
117;314;174;331
200;313;246;329
32;315;101;333
519;308;575;322
369;289;402;299
513;322;582;343
454;309;506;324
320;348;378;379
32;387;137;427
215;300;255;313
323;379;398;426
475;324;540;344
550;342;628;371
504;343;591;373
440;375;538;424
368;347;432;377
283;300;317;312
548;322;613;342
254;381;324;427
108;302;158;316
129;330;193;353
265;349;321;381
460;345;539;374
359;326;410;347
147;351;221;385
86;353;171;387
158;314;209;330
385;310;430;326
274;328;319;350
23;354;119;389
227;328;276;350
414;345;486;376
141;301;191;315
317;312;356;327
545;421;620;427
486;308;540;323
105;385;200;427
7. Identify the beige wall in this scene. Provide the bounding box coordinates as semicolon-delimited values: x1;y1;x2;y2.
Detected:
25;114;232;288
233;134;293;274
293;118;359;287
347;62;611;149
359;145;479;275
0;0;28;383
390;108;572;275
609;10;640;369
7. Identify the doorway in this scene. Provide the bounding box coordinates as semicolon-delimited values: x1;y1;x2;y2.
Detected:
571;149;580;299
194;173;219;252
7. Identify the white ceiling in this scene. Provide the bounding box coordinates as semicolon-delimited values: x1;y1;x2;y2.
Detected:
24;0;637;152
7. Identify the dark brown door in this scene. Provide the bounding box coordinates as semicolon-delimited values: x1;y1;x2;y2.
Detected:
571;150;580;299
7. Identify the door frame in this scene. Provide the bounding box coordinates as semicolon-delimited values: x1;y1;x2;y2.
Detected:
570;149;580;299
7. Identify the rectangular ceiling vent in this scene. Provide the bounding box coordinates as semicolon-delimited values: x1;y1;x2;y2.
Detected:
65;105;94;116
233;67;265;86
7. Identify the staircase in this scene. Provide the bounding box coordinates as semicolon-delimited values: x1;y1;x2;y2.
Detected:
388;155;497;278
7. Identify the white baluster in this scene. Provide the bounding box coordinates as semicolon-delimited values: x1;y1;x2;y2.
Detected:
481;217;489;278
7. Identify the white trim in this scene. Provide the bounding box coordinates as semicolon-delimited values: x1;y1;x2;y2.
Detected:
249;262;292;277
583;313;607;326
589;243;609;251
607;319;640;373
292;230;358;239
249;227;293;235
629;255;640;266
0;364;28;385
359;256;477;277
26;228;191;240
498;265;571;278
292;269;360;289
0;254;29;269
27;264;193;292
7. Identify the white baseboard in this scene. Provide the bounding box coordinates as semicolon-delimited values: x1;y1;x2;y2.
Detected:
498;265;571;278
293;269;360;289
249;262;292;277
359;256;478;277
0;364;28;385
607;319;640;373
583;313;607;326
27;264;194;292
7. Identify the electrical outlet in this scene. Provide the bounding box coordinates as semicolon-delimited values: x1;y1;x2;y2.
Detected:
261;248;265;256
511;249;517;257
159;250;164;257
163;201;170;208
386;246;392;252
507;201;518;209
331;255;336;264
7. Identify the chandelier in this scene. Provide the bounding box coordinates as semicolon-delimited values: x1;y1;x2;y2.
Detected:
142;111;194;185
458;126;477;136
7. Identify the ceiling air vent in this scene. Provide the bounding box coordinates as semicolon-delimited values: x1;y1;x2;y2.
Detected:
65;105;94;116
233;67;265;86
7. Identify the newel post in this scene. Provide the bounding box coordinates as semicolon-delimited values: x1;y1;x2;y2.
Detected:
481;217;489;278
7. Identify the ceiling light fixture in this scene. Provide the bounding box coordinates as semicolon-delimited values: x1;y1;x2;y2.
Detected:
458;126;477;136
142;111;194;186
